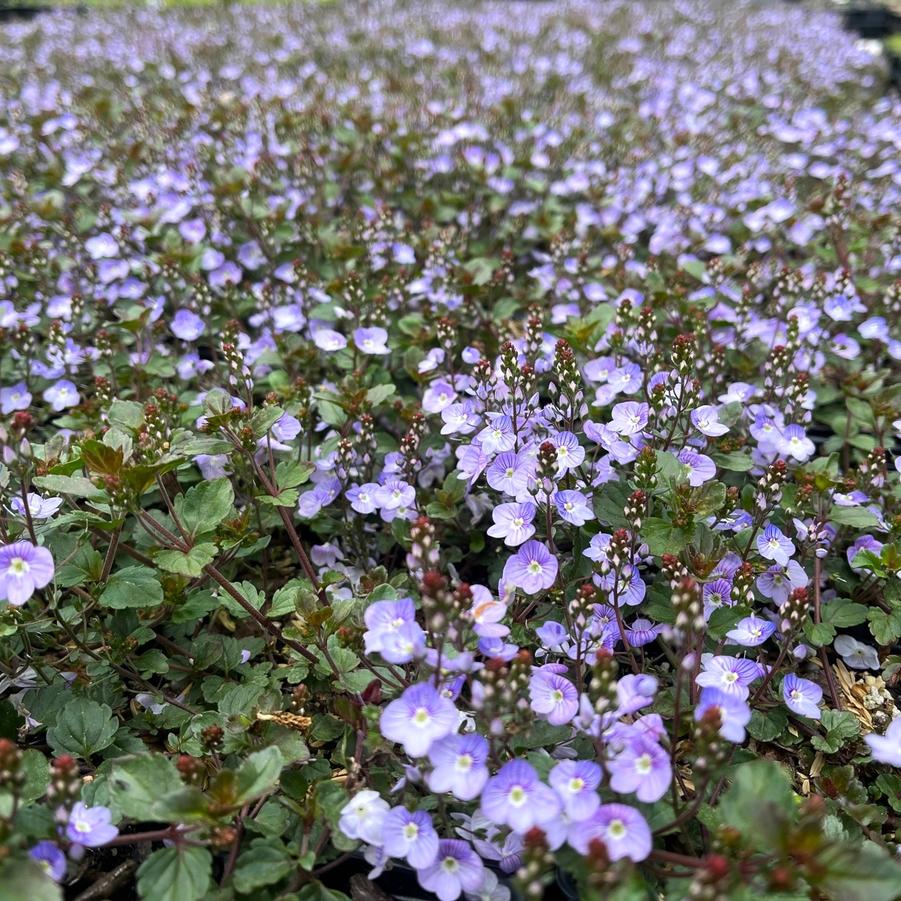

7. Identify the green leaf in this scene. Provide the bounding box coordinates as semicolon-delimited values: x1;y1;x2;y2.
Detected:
109;754;183;820
100;566;164;609
18;749;50;804
46;698;118;759
869;608;901;645
716;759;795;851
818;841;901;901
828;505;881;528
232;840;293;893
746;708;788;742
641;518;694;556
108;399;145;430
276;460;315;490
136;847;212;901
0;860;62;901
711;451;754;472
174;478;235;537
812;710;861;754
365;383;396;406
234;746;284;805
257;490;299;507
822;599;868;628
32;473;104;500
803;620;836;647
156;543;217;577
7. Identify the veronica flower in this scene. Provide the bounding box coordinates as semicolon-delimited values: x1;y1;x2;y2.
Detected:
756;560;808;606
678;448;716;486
702;578;734;620
554;490;594;526
609;401;649;436
502;541;558;595
353;326;390;355
486;452;533;496
757;524;795;566
339;790;390;845
416;839;485;901
441;402;480;436
29;841;66;882
171;309;205;341
43;379;79;412
726;614;776;647
477;414;516;455
529;669;579;725
427;733;490;801
778;424;815;462
480;759;561;833
9;493;63;520
0;541;55;606
569;804;651;862
347;482;380;515
549;431;584;472
375;480;416;511
423;380;458;414
606;736;671;802
833;635;880;670
0;381;31;414
615;674;658;716
312;328;348;351
691;405;729;437
65;803;119;847
271;413;301;442
548;760;601;821
380;682;459;758
865;717;901;767
695;688;751;743
487;502;536;547
782;674;822;719
535;620;569;651
625;618;662;647
695;656;762;700
382;807;439;868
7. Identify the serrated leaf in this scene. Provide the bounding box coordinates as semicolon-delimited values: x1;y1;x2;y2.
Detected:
234;746;284;805
156;543;217;577
828;505;881;528
136;847;212;901
109;754;183;820
174;478;235;537
46;698;118;759
100;566;164;609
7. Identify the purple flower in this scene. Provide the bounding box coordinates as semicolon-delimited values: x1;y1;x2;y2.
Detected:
29;841;66;881
549;431;585;472
427;733;490;801
549;760;602;821
726;614;776;647
834;635;880;670
487;502;536;547
353;326;390;355
441;402;480;436
626;618;662;647
486;452;533;497
477;414;516;455
529;669;579;725
695;688;751;743
271;413;302;442
480;759;561;833
609;401;649;436
0;381;31;415
65;803;118;847
0;541;54;606
382;807;439;868
416;839;485;901
313;328;348;352
569;804;651;862
339;790;390;845
606;736;671;802
380;682;459;758
554;490;594;526
422;380;457;414
9;493;63;521
691;405;729;437
779;424;815;462
171;309;205;341
502;541;558;595
43;380;79;412
756;560;808;606
695;656;762;700
782;674;822;720
364;598;426;664
678;448;716;487
757;524;795;566
865;717;901;767
347;482;380;514
702;579;734;621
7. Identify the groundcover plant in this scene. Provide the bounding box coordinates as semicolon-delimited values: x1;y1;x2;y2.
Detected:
0;0;900;898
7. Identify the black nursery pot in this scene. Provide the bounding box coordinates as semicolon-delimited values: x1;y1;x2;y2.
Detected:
0;5;50;20
843;6;901;39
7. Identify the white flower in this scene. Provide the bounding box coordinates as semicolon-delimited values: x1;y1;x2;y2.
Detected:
833;635;880;670
338;790;390;846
